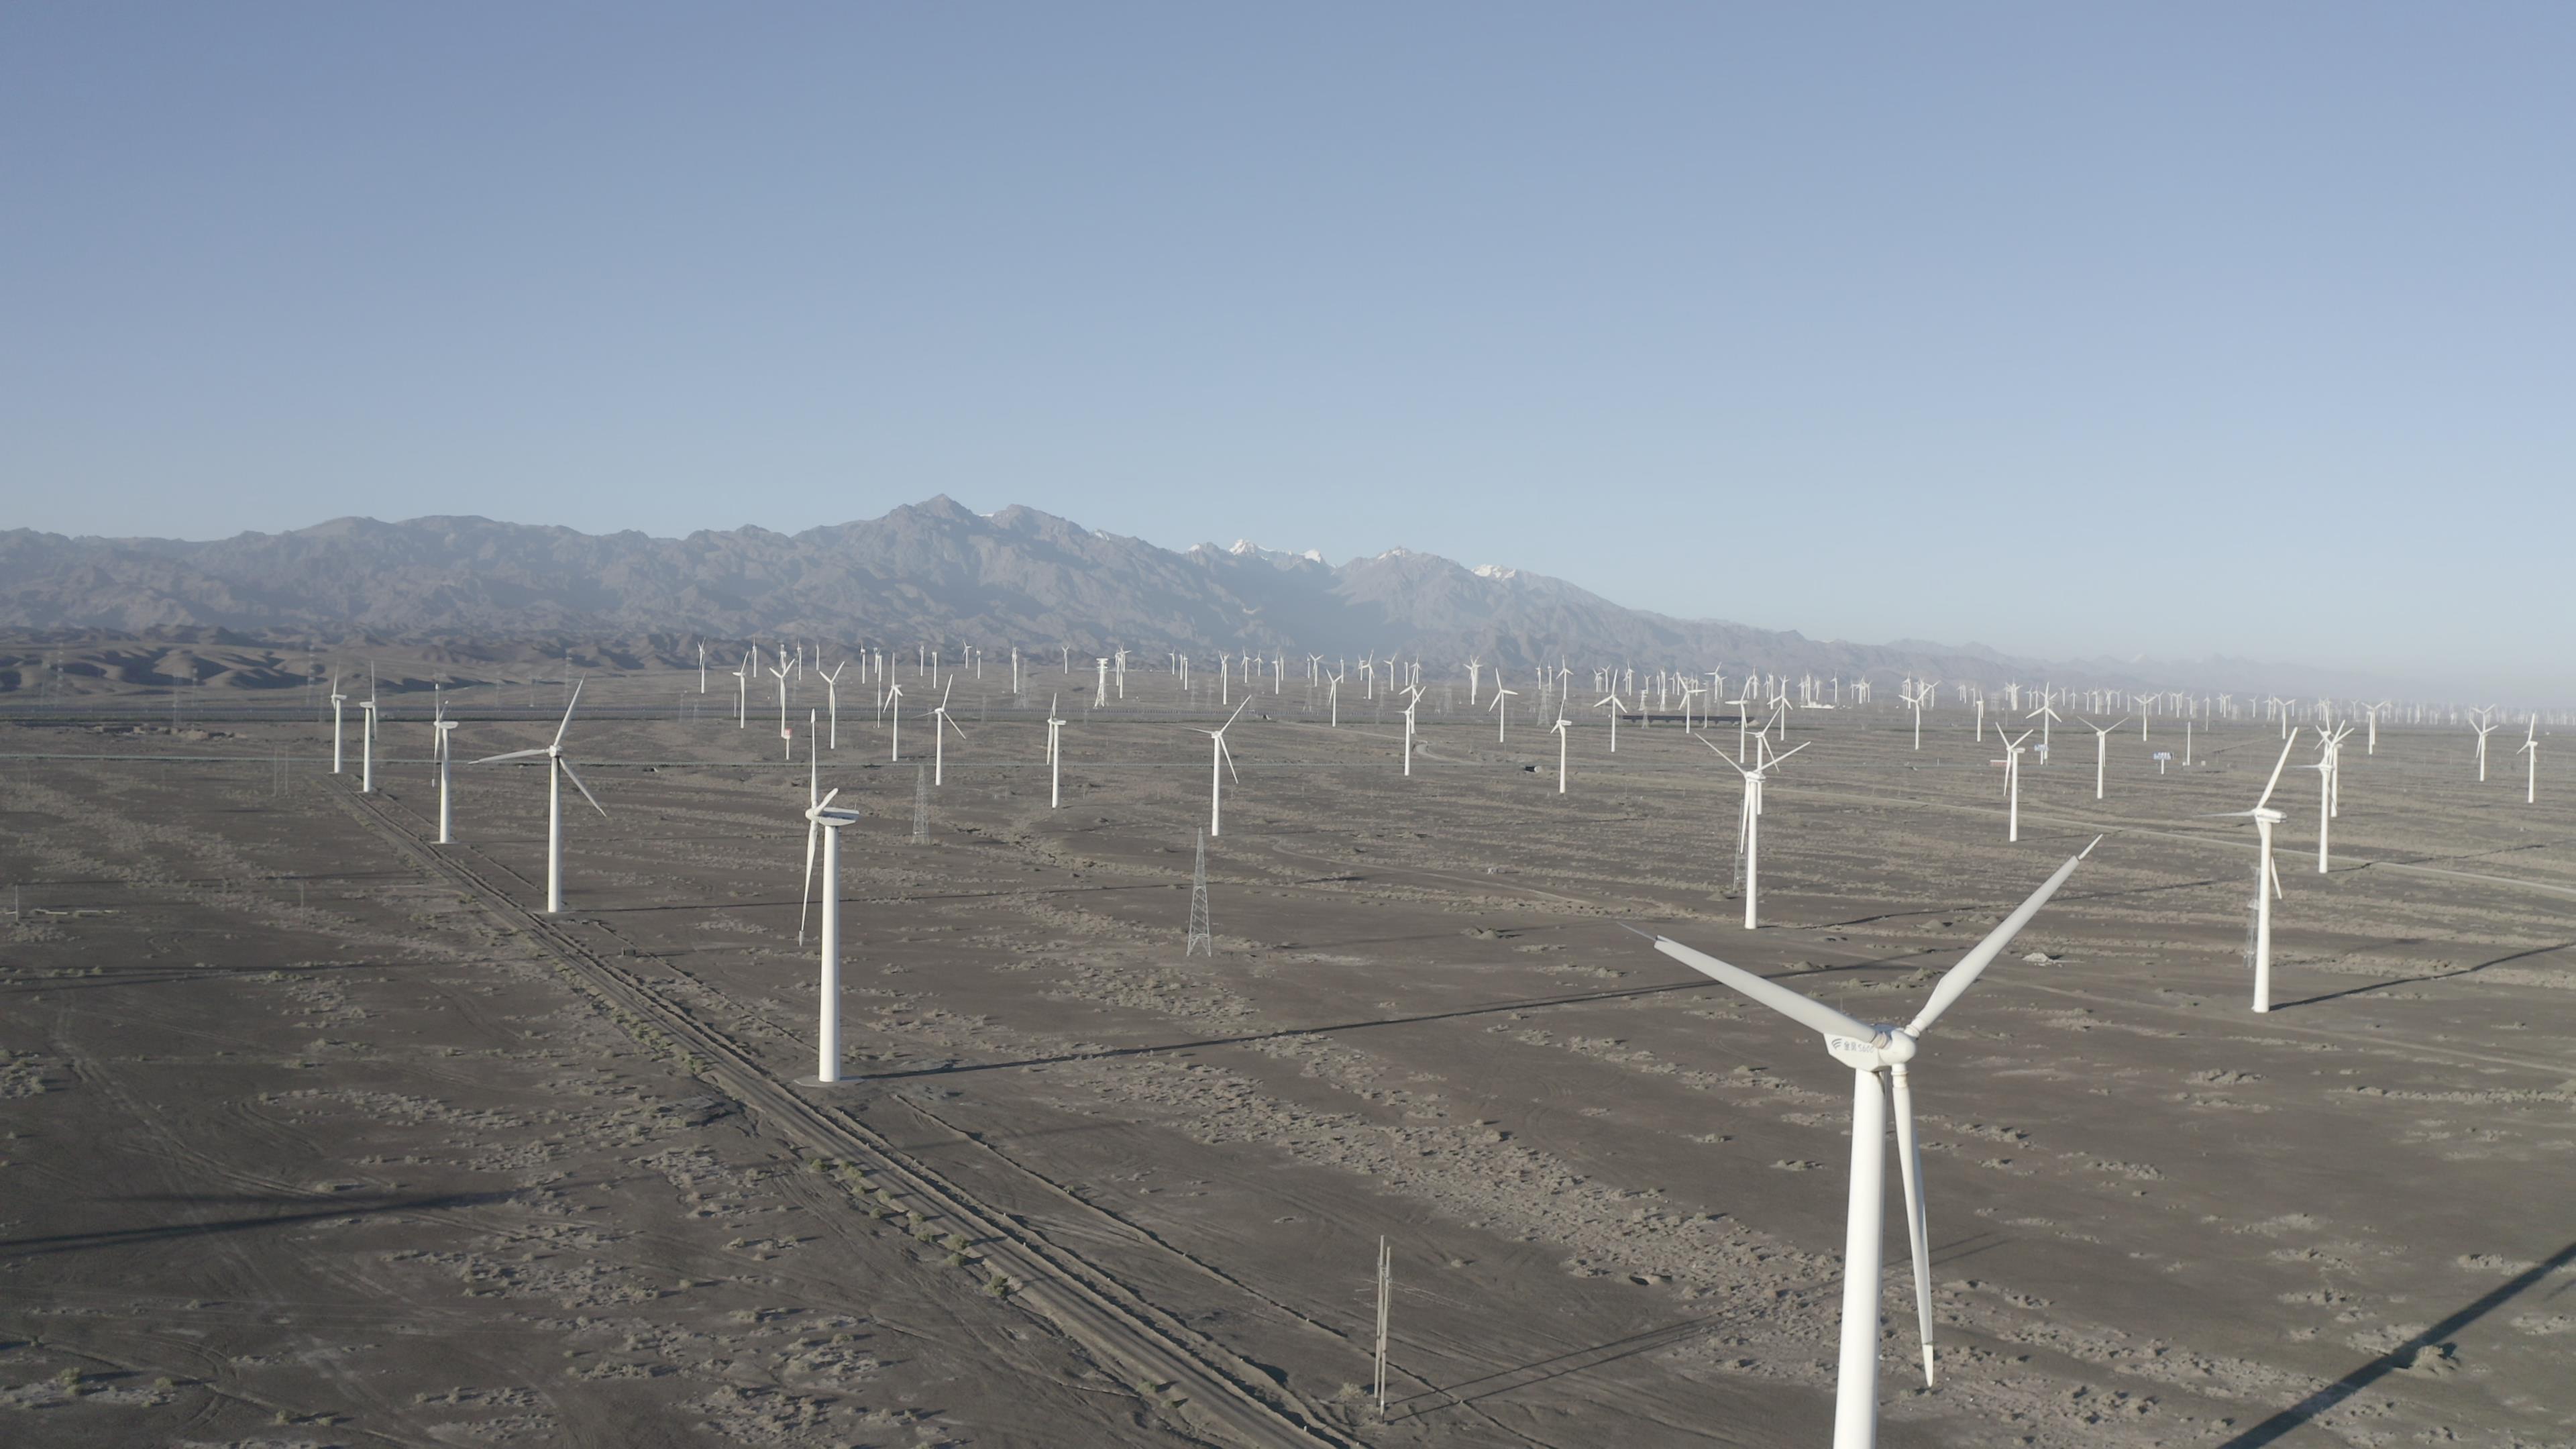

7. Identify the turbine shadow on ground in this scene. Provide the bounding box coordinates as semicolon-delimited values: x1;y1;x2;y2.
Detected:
2272;940;2575;1011
2214;1238;2576;1449
0;1189;522;1258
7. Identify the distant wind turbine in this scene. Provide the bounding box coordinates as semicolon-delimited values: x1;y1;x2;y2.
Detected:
472;680;608;914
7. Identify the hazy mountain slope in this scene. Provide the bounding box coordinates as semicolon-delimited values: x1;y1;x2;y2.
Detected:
0;497;2040;680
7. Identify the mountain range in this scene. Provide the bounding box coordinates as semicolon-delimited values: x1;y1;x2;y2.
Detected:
3;498;2425;698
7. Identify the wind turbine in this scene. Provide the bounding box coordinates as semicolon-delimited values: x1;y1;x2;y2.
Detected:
1702;735;1807;929
1045;695;1067;808
2470;708;2501;781
2028;698;2060;755
1489;686;1519;744
2080;717;2129;801
1401;685;1423;777
821;661;846;749
930;679;965;786
472;680;608;914
1326;669;1344;727
1992;729;2033;842
1900;682;1931;751
2307;724;2353;871
1197;698;1249;837
329;675;346;774
798;750;863;1083
1624;840;2096;1449
2213;731;2300;1013
885;682;905;761
1596;692;1625;751
733;653;750;729
430;695;459;844
2519;717;2538;804
1551;704;1572;794
358;691;378;794
698;642;707;693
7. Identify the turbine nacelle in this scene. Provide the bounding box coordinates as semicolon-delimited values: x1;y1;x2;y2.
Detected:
1825;1027;1916;1071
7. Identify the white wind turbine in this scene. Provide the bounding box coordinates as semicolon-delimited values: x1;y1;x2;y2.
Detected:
2306;723;2353;871
2028;698;2060;755
930;679;965;786
329;675;347;774
472;680;608;914
1992;728;2034;842
2470;708;2501;781
769;657;793;737
358;690;379;794
1489;685;1519;744
1701;735;1807;929
430;695;459;844
1551;704;1572;794
1197;698;1250;837
1326;668;1344;727
1625;840;2096;1449
698;642;707;693
1045;695;1067;808
797;745;863;1083
1596;692;1626;751
2080;716;2129;801
1400;685;1423;777
733;653;750;729
1467;657;1483;706
885;681;905;761
821;661;846;749
2519;717;2538;804
2213;731;2300;1013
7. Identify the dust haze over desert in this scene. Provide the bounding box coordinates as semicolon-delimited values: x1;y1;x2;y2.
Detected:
3;8;2572;1449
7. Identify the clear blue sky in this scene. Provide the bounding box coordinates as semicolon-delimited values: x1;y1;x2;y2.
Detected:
5;4;2569;694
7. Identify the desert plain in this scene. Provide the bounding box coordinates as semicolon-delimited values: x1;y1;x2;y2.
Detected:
2;651;2571;1448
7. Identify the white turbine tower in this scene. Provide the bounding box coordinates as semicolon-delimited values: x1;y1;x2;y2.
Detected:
1400;685;1423;777
1595;692;1626;752
2214;731;2301;1013
1326;669;1344;727
733;653;750;729
329;675;347;774
358;692;379;794
430;696;459;844
1489;685;1519;744
1992;728;2033;842
1197;698;1250;837
2307;724;2353;871
1701;736;1807;929
1901;682;1931;751
1045;695;1067;808
698;642;707;694
885;682;905;762
930;679;965;786
821;661;846;749
2080;716;2129;801
1551;704;1572;794
472;680;608;915
2520;717;2538;804
2470;708;2501;782
1625;840;2096;1449
798;752;862;1083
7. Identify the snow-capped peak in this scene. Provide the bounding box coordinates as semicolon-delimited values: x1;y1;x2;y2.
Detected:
1472;563;1519;580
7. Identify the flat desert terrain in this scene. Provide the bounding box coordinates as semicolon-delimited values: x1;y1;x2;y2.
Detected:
3;663;2571;1448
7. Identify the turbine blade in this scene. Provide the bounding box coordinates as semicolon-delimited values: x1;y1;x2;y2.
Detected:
559;759;608;816
800;817;819;945
1636;930;1876;1042
2255;731;2300;810
1220;735;1240;784
1891;1070;1937;1387
470;747;549;765
1904;839;2098;1037
553;679;584;748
